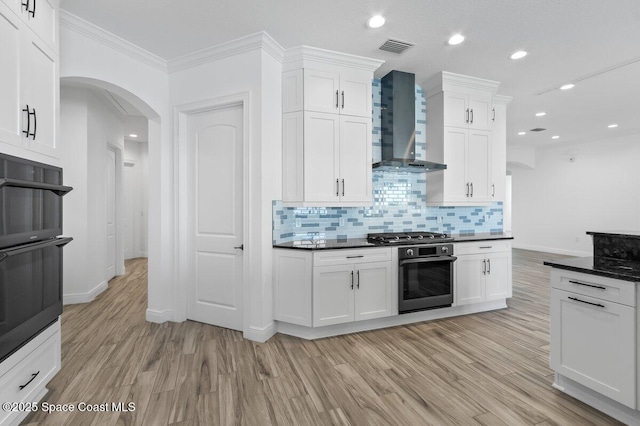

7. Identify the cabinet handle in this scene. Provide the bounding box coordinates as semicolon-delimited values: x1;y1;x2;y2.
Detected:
479;246;492;249
22;105;31;137
568;296;605;308
487;258;491;274
568;280;606;290
336;90;339;109
346;255;364;259
465;108;469;123
470;108;474;124
31;108;37;140
492;108;496;122
19;371;40;391
482;259;486;275
336;179;339;196
492;184;495;197
351;271;354;290
29;0;36;17
356;270;360;289
470;182;473;197
21;0;29;14
342;179;345;196
466;182;470;197
341;91;345;109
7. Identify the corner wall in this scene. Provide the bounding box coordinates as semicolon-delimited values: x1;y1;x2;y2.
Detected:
510;134;640;255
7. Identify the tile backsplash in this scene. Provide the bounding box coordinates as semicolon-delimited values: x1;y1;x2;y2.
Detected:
273;79;503;244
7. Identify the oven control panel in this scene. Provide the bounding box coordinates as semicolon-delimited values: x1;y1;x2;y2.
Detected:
399;244;454;259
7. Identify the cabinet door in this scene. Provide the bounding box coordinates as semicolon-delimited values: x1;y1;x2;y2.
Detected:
304;112;340;203
282;112;304;202
354;262;392;322
485;251;511;300
455;254;485;305
443;127;468;203
0;3;23;148
24;0;56;51
491;103;506;201
304;69;340;114
467;130;491;204
339;115;371;204
443;91;468;129
339;71;371;117
313;265;355;326
468;92;493;131
550;288;636;408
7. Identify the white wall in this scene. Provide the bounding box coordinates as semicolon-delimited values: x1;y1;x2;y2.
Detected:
124;140;149;258
511;133;640;256
60;86;125;303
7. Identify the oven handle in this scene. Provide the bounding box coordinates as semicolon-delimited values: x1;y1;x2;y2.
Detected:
0;178;73;196
399;256;457;266
0;237;73;261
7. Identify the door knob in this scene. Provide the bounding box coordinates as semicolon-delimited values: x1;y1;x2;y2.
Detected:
234;244;244;250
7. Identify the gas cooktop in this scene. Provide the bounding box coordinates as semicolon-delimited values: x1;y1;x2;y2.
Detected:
367;232;453;245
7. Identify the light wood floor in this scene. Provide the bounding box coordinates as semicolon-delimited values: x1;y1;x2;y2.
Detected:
23;250;623;425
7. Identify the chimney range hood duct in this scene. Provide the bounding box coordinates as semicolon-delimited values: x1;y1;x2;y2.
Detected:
372;70;447;173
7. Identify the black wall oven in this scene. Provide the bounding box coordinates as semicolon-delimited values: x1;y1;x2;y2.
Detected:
0;154;72;362
398;244;457;313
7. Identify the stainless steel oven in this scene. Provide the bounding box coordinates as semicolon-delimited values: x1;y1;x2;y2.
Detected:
398;244;457;313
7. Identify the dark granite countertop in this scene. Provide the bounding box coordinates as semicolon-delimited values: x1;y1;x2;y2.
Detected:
273;233;513;250
544;257;640;282
586;230;640;239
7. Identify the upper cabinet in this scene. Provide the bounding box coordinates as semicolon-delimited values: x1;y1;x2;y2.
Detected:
0;0;58;160
281;46;383;207
423;72;501;206
490;95;512;202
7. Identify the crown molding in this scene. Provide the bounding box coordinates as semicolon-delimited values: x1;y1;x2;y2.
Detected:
493;94;513;105
168;31;285;73
59;10;168;73
282;45;385;72
423;71;501;98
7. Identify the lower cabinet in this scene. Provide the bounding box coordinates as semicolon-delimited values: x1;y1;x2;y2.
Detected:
454;241;512;306
273;247;394;328
550;269;637;408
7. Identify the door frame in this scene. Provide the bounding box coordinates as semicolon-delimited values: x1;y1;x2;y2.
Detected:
106;143;125;278
174;91;251;334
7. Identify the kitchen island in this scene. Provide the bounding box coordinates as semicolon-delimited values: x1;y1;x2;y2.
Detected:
545;231;640;425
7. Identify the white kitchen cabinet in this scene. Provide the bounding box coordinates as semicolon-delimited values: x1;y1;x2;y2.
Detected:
0;0;58;159
454;241;512;306
273;249;312;326
281;47;382;207
550;268;637;408
424;72;501;207
2;0;57;51
490;96;512;202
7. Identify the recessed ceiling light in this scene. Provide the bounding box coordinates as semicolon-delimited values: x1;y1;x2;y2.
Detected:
517;131;526;136
367;15;386;29
535;112;546;117
447;34;465;46
510;50;527;60
608;124;618;128
129;134;138;138
551;135;560;139
560;83;575;90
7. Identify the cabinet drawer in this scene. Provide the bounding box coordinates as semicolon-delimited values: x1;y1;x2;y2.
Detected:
0;325;60;423
550;269;636;307
313;247;391;267
454;241;511;255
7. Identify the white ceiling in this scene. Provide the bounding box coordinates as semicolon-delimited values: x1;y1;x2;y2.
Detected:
60;0;640;149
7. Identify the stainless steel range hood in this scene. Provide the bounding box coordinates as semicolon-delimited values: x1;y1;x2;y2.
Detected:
372;70;447;173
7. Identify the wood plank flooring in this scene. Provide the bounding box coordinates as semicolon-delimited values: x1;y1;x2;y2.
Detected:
23;251;624;425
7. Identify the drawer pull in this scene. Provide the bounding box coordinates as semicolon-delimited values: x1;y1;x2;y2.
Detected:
479;246;492;249
346;255;364;259
568;296;605;308
568;280;606;290
19;371;40;391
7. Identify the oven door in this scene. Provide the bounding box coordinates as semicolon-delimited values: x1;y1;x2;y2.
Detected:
0;237;71;362
398;255;457;313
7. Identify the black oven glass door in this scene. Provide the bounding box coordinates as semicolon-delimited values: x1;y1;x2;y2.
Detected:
0;237;71;361
399;256;456;312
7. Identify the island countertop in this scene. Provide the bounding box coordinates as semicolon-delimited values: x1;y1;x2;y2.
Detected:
544;256;640;282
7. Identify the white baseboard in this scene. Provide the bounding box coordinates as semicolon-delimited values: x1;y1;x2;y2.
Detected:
553;373;640;425
512;242;590;257
277;300;508;340
243;322;277;342
63;280;108;305
146;308;174;323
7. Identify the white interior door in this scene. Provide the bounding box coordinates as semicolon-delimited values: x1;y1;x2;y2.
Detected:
123;162;134;260
106;149;116;280
187;104;243;331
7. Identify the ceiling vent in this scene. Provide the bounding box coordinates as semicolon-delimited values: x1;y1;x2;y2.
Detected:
530;128;547;132
379;39;414;54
